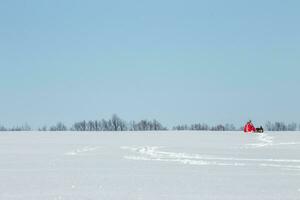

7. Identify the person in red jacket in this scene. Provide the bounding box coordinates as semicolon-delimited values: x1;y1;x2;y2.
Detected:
244;120;256;133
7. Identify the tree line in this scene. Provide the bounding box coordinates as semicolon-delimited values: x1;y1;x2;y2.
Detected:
172;122;300;131
172;123;237;131
69;115;166;131
0;115;300;132
0;115;167;132
265;121;299;131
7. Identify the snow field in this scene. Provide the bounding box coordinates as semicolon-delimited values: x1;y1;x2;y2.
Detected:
0;131;299;200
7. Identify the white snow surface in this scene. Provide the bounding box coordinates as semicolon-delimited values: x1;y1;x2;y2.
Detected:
0;131;300;200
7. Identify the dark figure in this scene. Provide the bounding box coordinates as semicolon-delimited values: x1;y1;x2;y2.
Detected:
256;126;264;133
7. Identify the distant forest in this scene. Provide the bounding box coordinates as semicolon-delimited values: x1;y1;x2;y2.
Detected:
0;114;299;132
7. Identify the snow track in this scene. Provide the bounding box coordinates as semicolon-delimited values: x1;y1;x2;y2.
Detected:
245;133;274;148
65;146;101;156
245;132;300;148
121;145;300;170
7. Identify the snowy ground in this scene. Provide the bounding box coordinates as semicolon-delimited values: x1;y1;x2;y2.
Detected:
0;131;299;200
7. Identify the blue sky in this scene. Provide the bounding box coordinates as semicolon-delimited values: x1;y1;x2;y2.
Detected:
0;0;299;128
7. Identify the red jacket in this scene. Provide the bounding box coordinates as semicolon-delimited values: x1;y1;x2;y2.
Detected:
244;123;256;133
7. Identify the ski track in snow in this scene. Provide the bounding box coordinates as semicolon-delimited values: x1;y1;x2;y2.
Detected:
246;133;274;148
245;132;300;149
65;146;101;156
121;146;300;170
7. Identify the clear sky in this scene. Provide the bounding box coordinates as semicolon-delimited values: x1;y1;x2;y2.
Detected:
0;0;299;128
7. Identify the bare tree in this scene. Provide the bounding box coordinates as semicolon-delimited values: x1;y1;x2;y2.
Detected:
0;125;7;131
38;126;48;131
50;122;67;131
287;123;297;131
265;121;272;131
